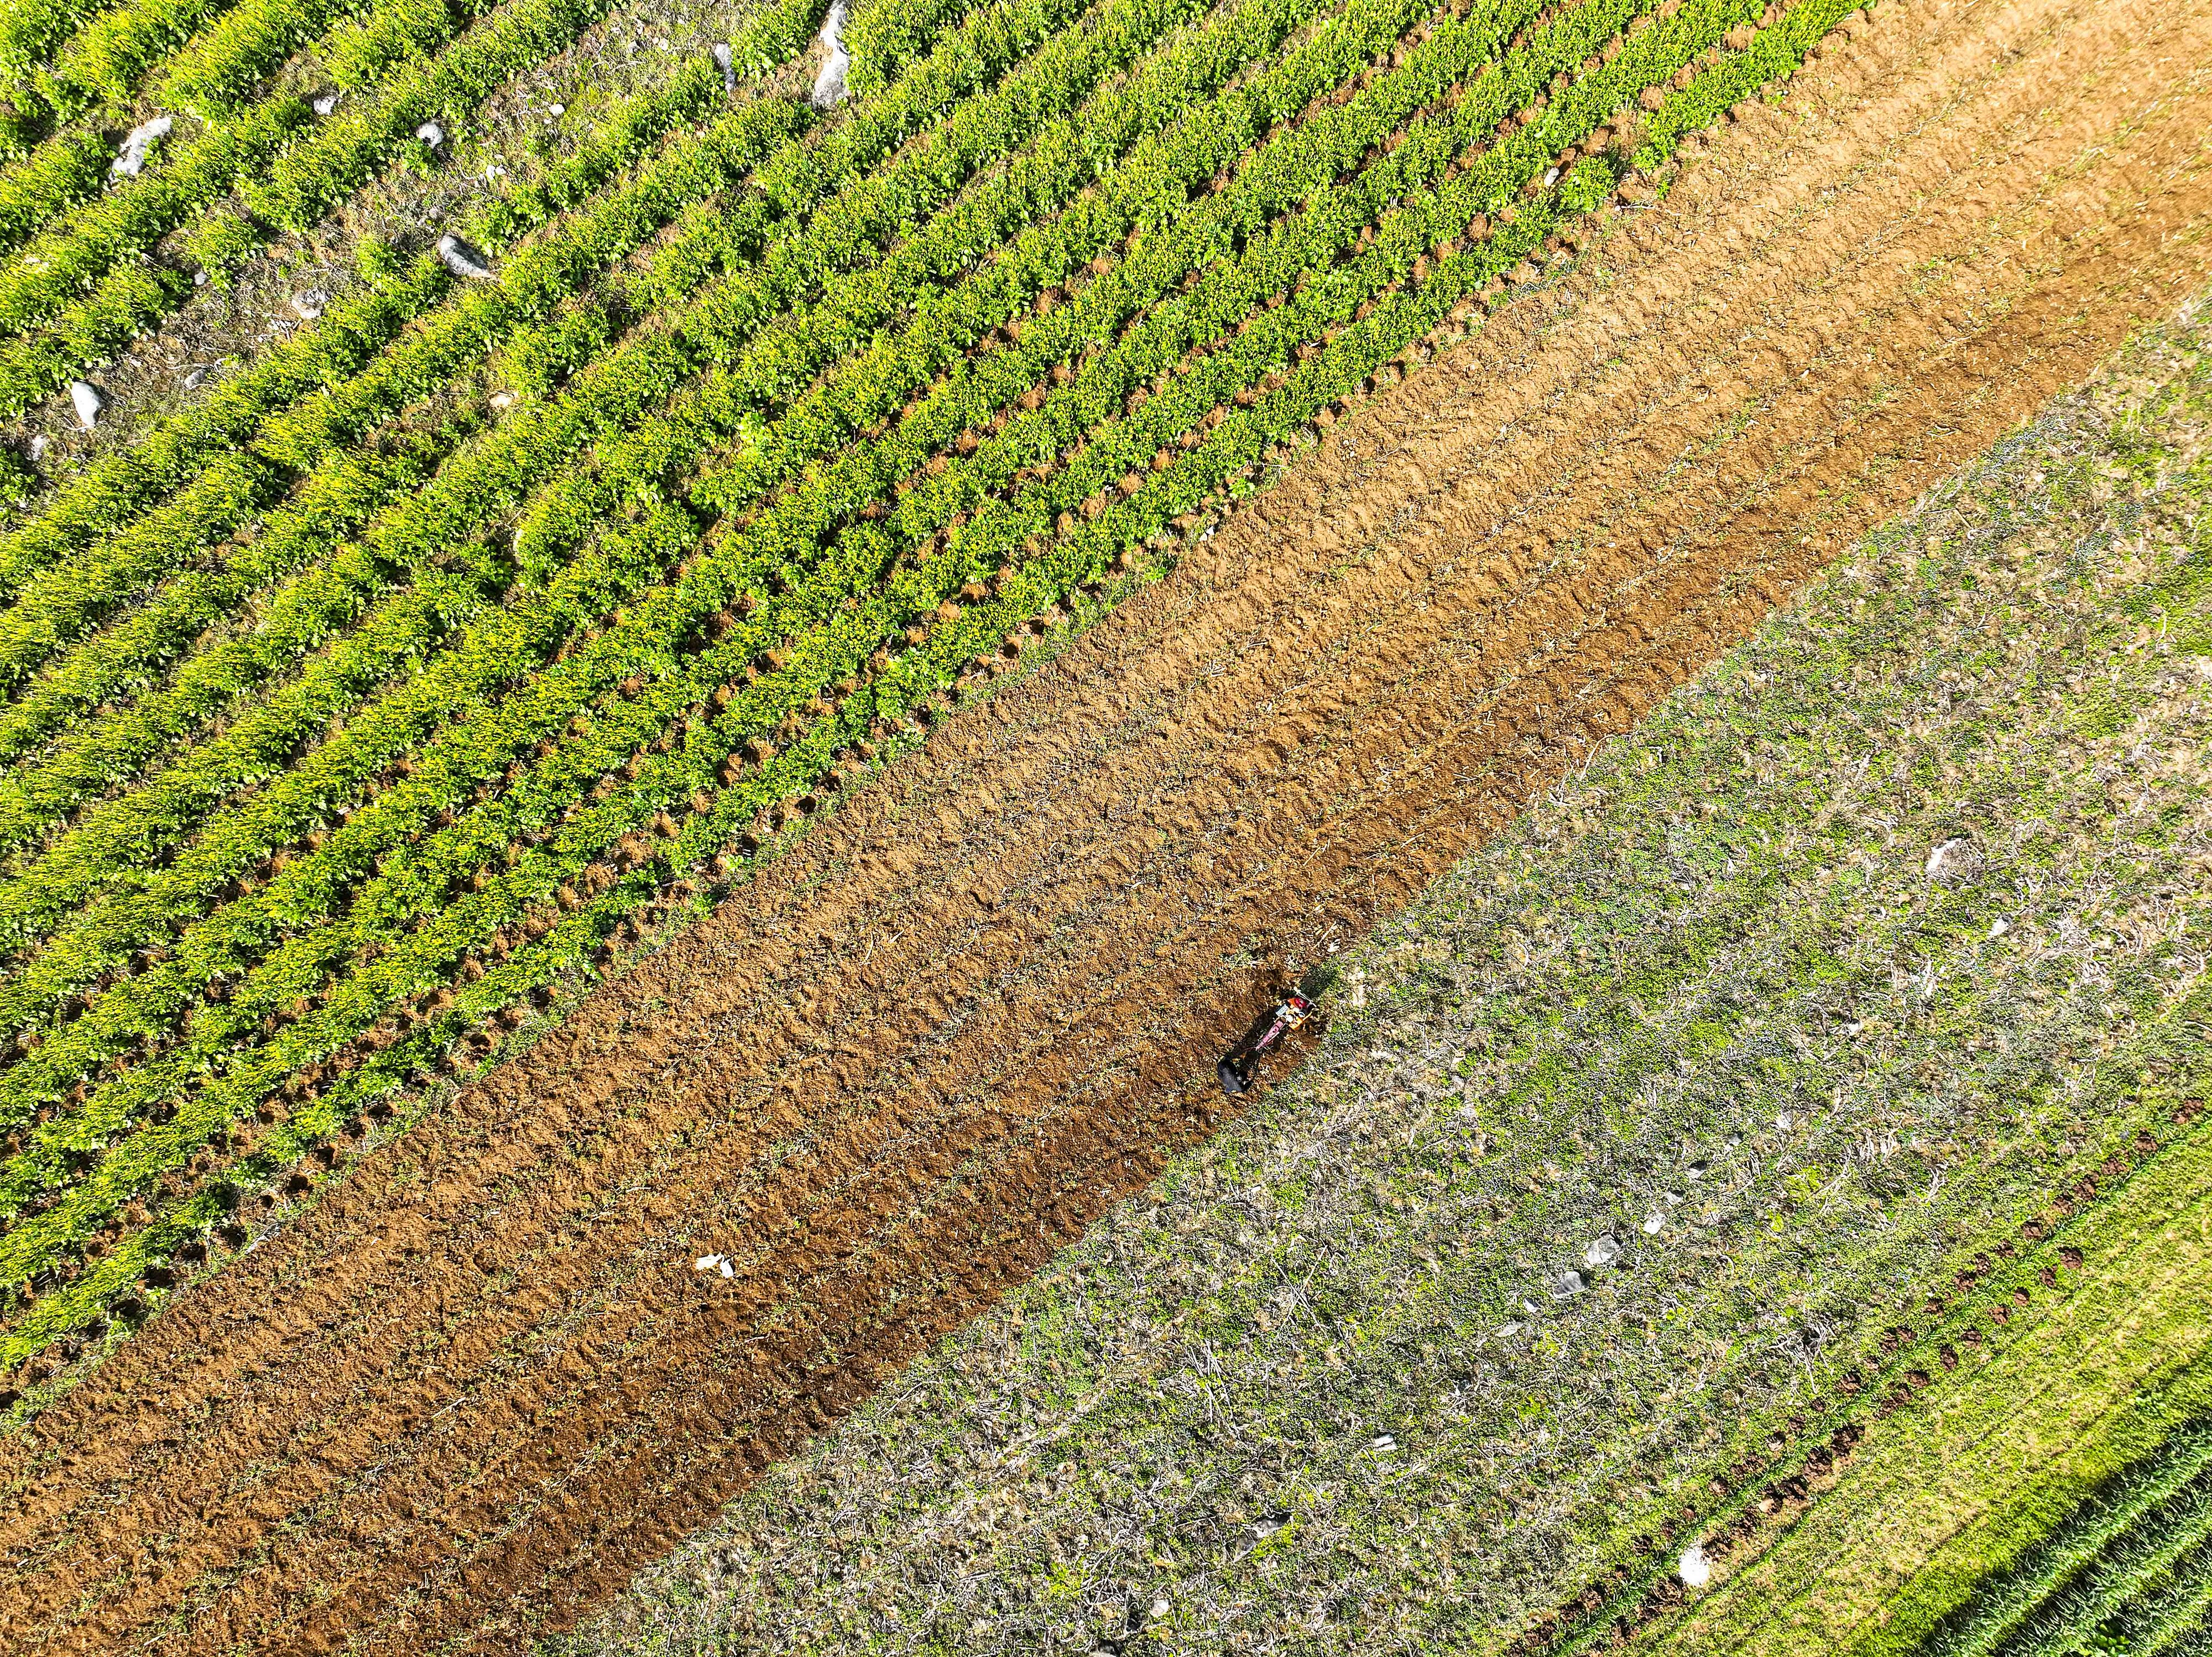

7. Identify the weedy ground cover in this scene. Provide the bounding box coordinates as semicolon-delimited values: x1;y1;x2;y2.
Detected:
1599;1128;2212;1657
562;292;2212;1655
0;0;1865;1394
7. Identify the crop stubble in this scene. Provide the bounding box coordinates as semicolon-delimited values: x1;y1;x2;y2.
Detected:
6;0;2212;1649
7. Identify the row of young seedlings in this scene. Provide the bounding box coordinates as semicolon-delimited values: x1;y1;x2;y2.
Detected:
0;0;1804;1364
0;0;1057;744
1918;1425;2212;1657
0;0;994;628
1527;1089;2194;1657
0;0;1313;958
0;0;833;416
0;0;1009;840
0;0;1380;1177
0;0;1548;1327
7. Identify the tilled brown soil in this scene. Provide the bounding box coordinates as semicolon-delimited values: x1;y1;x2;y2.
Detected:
6;0;2212;1650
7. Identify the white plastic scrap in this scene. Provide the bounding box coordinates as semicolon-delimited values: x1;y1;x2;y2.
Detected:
68;380;105;429
415;119;446;149
1550;1268;1585;1300
435;233;495;280
693;1253;734;1277
109;114;173;180
810;0;851;108
712;41;737;95
1678;1543;1713;1588
1642;1210;1665;1235
1370;1433;1396;1452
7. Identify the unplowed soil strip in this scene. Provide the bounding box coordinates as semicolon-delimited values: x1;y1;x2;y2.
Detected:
7;0;2212;1650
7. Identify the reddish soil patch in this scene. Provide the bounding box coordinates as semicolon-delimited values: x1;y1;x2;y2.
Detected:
6;0;2212;1649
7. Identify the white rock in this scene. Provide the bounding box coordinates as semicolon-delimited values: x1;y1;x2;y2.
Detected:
489;390;515;410
1642;1211;1665;1235
28;433;48;460
312;91;340;116
1924;834;1979;884
109;114;173;180
1550;1268;1585;1300
1987;917;2010;939
1775;1110;1793;1131
435;233;494;280
68;380;104;429
194;269;208;286
549;103;564;117
712;41;737;95
1495;1321;1522;1338
810;0;851;108
1678;1543;1712;1588
1584;1234;1622;1268
1149;1598;1170;1620
415;120;446;149
291;289;328;321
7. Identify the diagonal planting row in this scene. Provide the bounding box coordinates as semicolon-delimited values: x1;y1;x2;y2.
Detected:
0;0;1863;1374
0;0;1306;996
0;0;836;417
0;0;1010;844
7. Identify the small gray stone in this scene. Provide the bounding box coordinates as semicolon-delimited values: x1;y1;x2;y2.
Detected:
1925;834;1980;884
1550;1268;1585;1300
109;115;173;180
1678;1543;1712;1588
810;0;850;108
435;234;494;280
415;120;446;149
68;380;105;429
312;91;340;116
1583;1234;1622;1268
291;289;329;321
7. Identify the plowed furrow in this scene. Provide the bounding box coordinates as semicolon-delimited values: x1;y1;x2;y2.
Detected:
4;0;2212;1649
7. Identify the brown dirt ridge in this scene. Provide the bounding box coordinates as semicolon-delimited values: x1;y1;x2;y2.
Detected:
7;0;2212;1649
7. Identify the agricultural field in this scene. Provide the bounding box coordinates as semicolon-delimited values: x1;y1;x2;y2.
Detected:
567;291;2212;1655
0;0;2206;1646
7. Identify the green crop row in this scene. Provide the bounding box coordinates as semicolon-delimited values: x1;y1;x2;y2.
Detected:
0;20;837;614
0;0;1466;1303
1994;1481;2212;1657
0;0;719;415
0;0;495;322
0;0;1014;777
1909;1427;2212;1657
0;0;1210;947
0;101;804;714
0;0;1808;1362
